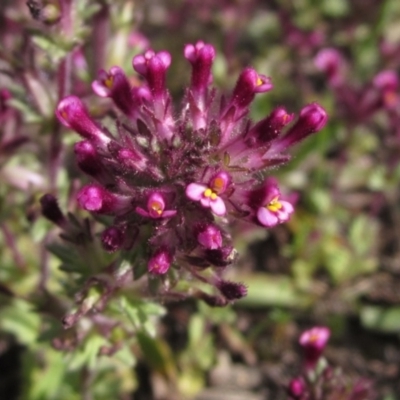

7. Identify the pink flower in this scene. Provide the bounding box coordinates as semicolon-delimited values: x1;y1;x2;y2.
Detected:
247;178;294;227
186;171;230;216
136;192;177;219
299;326;330;369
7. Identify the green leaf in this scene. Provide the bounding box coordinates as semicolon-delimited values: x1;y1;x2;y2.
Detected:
237;274;311;308
0;298;40;345
136;332;177;380
361;306;400;333
67;334;108;370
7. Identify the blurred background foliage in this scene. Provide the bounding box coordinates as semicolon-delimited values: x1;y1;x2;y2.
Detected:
1;0;400;399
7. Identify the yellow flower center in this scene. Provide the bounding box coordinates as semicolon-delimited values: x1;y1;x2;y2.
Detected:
267;196;282;212
150;201;163;215
104;76;114;88
203;188;218;200
309;333;319;343
256;76;263;86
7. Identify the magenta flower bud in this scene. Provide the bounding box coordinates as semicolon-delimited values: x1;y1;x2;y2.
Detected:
246;106;294;146
56;96;110;144
74;141;104;177
314;48;345;86
231;67;273;109
204;245;236;267
148;248;172;275
273;103;327;151
136;192;177;219
287;377;305;399
92;66;134;115
197;224;223;249
40;194;66;227
133;86;152;103
216;280;247;300
108;143;148;172
373;70;398;92
373;70;399;109
299;326;330;369
132;50;171;98
77;184;129;214
184;41;215;95
101;226;125;252
247;178;294;228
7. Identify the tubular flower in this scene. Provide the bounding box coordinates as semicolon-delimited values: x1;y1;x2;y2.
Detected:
55;41;327;304
299;326;331;369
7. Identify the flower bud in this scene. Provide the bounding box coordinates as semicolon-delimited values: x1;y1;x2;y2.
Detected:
204;246;237;267
314;48;345;86
101;226;125;252
56;96;111;145
373;70;398;92
246;106;294;146
77;184;130;214
216;280;247;300
73;141;104;177
231;68;272;109
40;194;66;227
196;224;222;249
287;377;306;399
184;41;215;97
148;248;173;275
132;50;171;99
273;103;327;151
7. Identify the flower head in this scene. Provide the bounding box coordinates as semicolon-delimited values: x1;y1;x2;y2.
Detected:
55;41;327;304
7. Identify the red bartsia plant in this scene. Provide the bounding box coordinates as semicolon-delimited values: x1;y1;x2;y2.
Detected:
287;327;376;400
47;41;327;307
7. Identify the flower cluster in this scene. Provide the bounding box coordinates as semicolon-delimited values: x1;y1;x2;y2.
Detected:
53;41;327;304
287;327;375;400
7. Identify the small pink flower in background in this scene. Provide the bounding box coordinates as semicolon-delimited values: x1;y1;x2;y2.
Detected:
373;70;399;110
287;377;306;399
314;48;346;86
299;326;330;369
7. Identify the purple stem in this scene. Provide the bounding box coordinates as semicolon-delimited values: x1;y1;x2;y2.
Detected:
0;224;26;270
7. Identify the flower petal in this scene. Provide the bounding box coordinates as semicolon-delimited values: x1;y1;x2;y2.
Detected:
200;197;211;208
186;183;207;201
210;197;226;216
257;207;279;227
162;210;177;218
